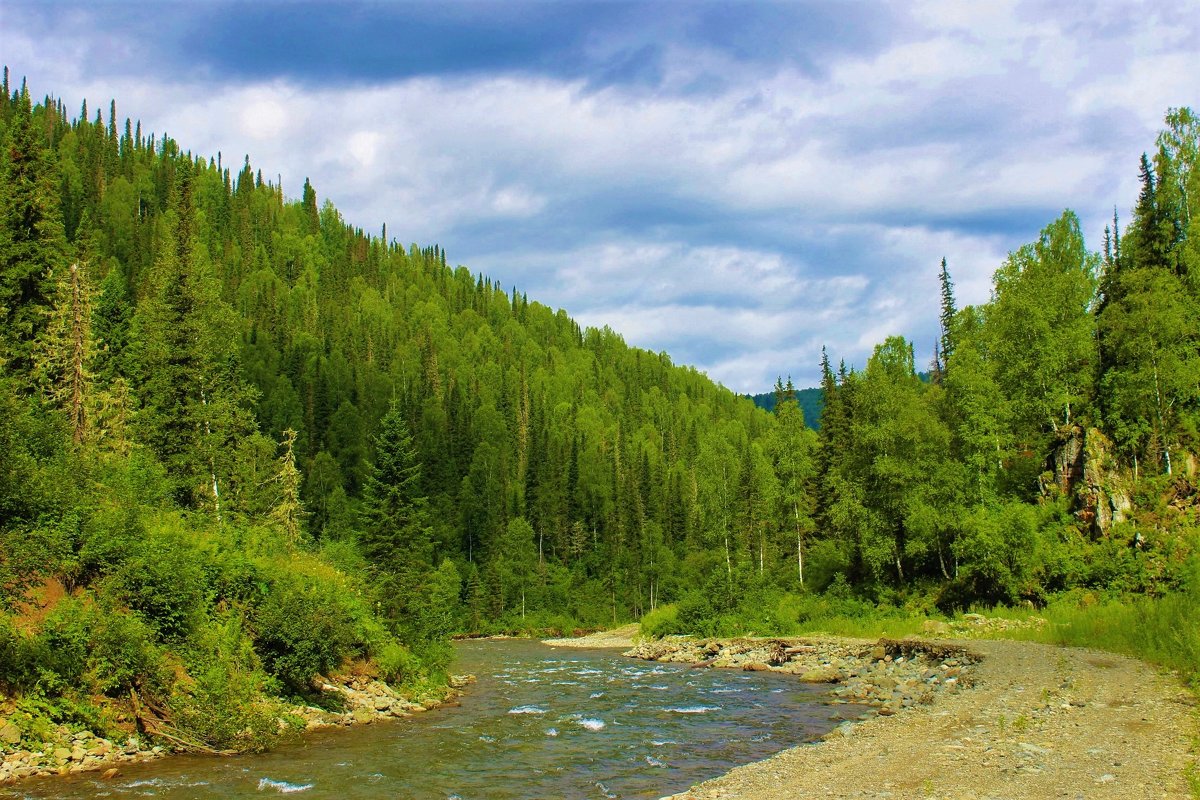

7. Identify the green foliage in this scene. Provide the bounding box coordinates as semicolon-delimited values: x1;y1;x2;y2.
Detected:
249;568;358;694
171;613;284;752
85;599;168;696
374;640;423;686
639;603;681;638
13;592;169;698
106;525;208;641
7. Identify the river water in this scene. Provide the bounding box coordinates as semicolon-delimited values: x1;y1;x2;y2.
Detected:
9;640;862;800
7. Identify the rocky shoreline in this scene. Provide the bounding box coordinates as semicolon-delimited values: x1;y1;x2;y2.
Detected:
626;635;977;719
0;673;474;786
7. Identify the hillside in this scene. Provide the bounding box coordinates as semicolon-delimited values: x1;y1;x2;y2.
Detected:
0;74;789;754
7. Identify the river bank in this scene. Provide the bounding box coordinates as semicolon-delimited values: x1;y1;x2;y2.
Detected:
631;635;1196;800
0;673;474;786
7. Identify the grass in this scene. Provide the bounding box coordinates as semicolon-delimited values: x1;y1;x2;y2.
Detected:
992;588;1200;692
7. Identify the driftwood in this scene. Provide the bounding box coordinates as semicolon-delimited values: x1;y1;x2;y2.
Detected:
875;637;978;662
128;688;235;756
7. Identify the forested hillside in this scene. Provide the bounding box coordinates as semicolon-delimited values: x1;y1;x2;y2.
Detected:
0;72;1197;754
0;73;797;749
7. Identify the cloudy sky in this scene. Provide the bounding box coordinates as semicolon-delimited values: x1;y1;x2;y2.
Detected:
4;1;1198;391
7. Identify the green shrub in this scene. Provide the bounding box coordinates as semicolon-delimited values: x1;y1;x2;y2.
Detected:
675;592;719;637
0;614;31;689
375;640;422;685
107;533;208;641
32;597;95;691
640;603;682;638
172;614;283;752
87;601;169;696
250;574;356;694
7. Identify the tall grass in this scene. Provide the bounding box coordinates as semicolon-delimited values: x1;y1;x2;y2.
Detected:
1004;588;1200;691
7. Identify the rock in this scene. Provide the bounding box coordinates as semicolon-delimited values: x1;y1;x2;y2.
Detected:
352;708;374;724
0;723;20;745
52;747;72;762
743;662;769;671
798;667;841;683
922;620;952;635
373;697;393;711
102;767;120;779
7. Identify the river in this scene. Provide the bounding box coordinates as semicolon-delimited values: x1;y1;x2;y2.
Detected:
8;640;864;799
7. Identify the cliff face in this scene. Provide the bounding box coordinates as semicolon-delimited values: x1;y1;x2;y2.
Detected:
1046;426;1132;536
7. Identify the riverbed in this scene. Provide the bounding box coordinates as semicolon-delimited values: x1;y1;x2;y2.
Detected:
7;639;863;800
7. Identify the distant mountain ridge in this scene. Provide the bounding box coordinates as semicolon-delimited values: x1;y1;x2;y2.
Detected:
747;387;823;430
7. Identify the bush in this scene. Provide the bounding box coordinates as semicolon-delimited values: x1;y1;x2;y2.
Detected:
0;615;31;690
172;614;283;752
250;573;357;694
31;597;94;691
107;531;208;641
640;603;682;638
374;640;422;685
675;592;719;637
87;601;168;696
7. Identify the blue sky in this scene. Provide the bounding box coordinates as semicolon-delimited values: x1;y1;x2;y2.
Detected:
4;1;1198;391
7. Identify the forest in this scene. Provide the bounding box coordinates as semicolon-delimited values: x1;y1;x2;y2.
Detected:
0;70;1197;751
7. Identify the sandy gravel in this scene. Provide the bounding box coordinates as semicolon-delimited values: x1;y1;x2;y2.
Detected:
663;638;1197;800
542;623;641;648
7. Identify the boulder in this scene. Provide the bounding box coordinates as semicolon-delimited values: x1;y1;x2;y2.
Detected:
797;667;841;683
0;723;21;745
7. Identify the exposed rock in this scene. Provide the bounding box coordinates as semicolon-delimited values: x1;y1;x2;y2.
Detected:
1045;426;1133;536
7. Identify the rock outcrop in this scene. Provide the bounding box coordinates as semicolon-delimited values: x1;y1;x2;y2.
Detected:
1045;426;1132;536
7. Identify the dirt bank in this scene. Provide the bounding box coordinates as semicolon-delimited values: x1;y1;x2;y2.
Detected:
644;637;1196;800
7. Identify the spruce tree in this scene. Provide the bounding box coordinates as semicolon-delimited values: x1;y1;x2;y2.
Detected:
0;84;66;377
359;402;432;574
937;257;956;378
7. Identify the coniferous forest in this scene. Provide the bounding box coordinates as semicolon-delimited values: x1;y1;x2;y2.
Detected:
1;73;1197;751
